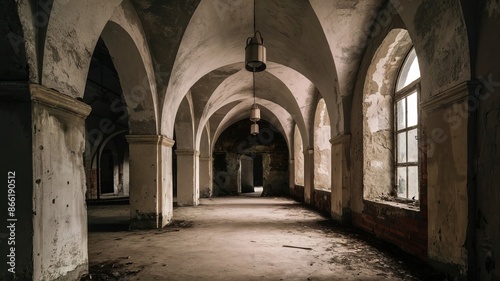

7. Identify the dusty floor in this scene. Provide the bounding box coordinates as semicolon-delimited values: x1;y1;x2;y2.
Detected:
84;195;445;281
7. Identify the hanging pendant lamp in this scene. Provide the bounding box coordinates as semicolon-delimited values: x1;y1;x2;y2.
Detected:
251;122;259;135
250;72;260;135
250;72;261;122
245;0;266;72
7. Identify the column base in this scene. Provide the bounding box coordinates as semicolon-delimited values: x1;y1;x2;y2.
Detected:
130;212;161;230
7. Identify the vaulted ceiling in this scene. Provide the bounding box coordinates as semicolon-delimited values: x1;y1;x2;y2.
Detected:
127;0;386;149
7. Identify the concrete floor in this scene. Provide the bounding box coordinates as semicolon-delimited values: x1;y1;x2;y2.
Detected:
84;196;444;281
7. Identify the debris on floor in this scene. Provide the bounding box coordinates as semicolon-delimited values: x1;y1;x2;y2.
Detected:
80;260;143;281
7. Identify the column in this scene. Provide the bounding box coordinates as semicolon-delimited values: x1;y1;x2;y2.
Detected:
420;81;477;274
199;157;213;198
175;150;200;206
126;135;174;229
303;148;315;205
1;84;92;280
289;159;295;191
330;134;351;223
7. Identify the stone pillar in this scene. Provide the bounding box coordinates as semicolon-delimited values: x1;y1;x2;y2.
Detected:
199;157;213;198
175;150;200;206
420;81;477;276
159;137;175;226
3;84;91;281
126;135;174;229
303;148;315;204
330;134;351;223
289;159;295;190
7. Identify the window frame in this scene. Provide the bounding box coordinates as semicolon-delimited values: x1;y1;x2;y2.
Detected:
393;48;421;203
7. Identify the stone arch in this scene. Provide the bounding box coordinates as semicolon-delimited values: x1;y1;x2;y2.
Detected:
100;22;157;134
174;92;198;206
195;66;309;151
362;28;413;199
40;0;158;132
313;98;331;191
175;92;196;150
210;102;292;154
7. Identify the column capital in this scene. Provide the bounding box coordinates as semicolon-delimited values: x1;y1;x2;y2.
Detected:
175;149;200;156
126;135;175;147
421;80;480;113
330;134;351;145
30;84;91;118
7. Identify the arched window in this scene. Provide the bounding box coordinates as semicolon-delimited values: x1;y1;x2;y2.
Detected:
294;125;304;187
362;29;422;207
394;48;420;200
313;99;331;191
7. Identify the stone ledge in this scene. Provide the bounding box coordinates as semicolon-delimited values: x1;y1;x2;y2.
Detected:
364;198;420;212
126;135;175;147
176;150;200;156
330;134;351;145
30;84;91;118
421;80;479;113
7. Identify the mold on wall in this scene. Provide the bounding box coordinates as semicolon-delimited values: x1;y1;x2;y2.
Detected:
314;189;331;215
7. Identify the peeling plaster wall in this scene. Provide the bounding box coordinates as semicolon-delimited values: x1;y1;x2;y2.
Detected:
362;29;412;199
31;87;90;281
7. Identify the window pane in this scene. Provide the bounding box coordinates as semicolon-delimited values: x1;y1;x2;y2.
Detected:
396;48;420;91
407;92;418;127
408;165;419;200
405;59;421;86
397;167;407;198
407;129;418;162
397;99;406;130
397;132;407;163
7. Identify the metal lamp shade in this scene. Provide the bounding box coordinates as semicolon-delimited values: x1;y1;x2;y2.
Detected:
251;122;259;135
250;104;260;122
245;32;266;72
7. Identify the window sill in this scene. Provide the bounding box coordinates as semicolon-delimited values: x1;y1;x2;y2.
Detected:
314;189;331;193
364;198;420;212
